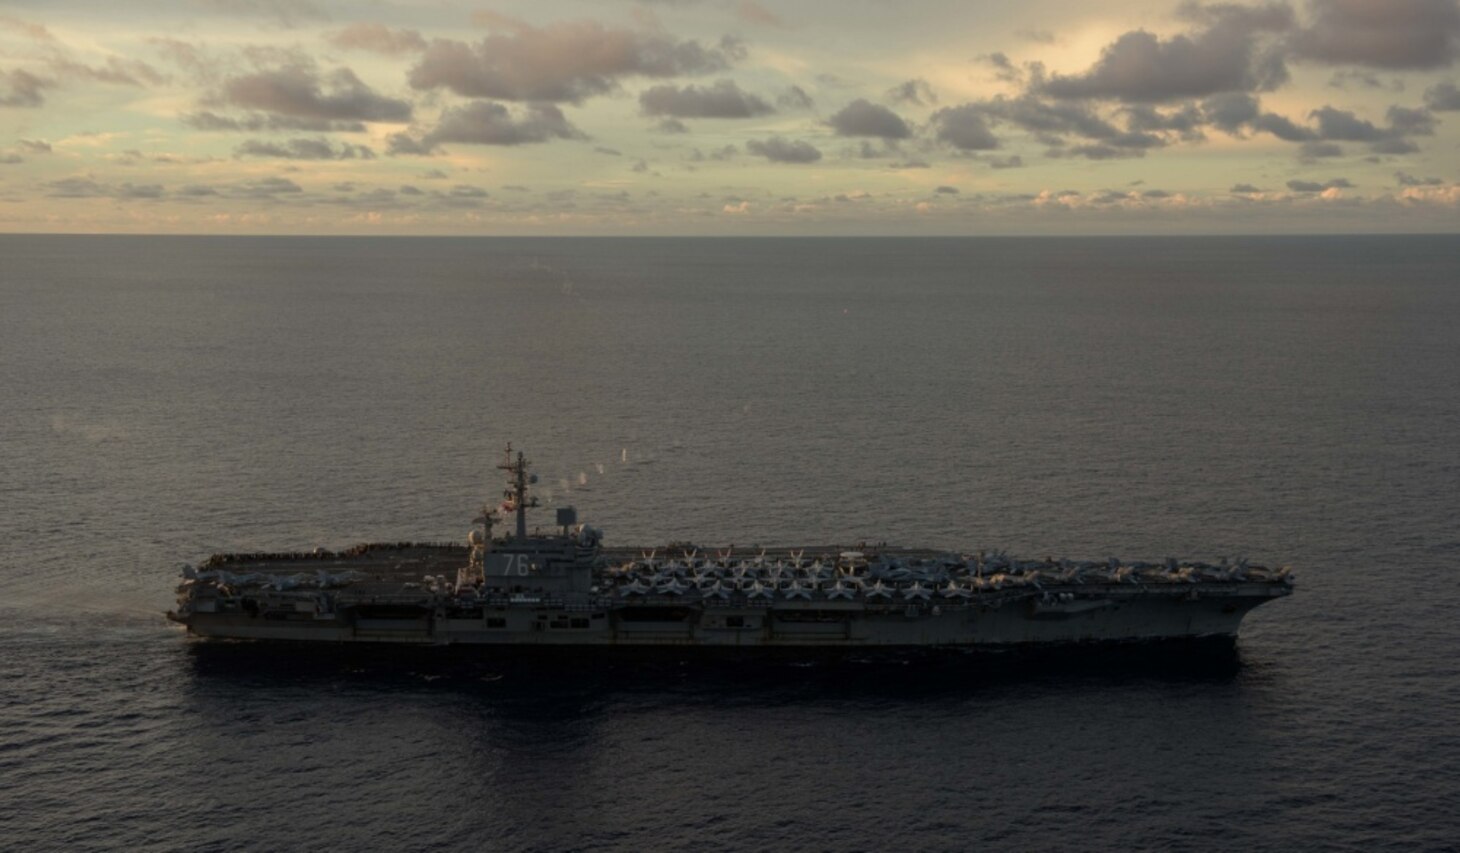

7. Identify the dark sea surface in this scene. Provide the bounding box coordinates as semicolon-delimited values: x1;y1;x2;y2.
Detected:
1;234;1458;852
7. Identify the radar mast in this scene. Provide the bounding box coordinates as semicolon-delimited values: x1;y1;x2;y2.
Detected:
497;443;539;539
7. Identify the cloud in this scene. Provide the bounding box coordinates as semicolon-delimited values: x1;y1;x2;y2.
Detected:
887;78;936;106
929;104;1001;150
1286;177;1352;192
1016;28;1056;44
182;110;366;133
235;137;376;159
327;24;427;55
408;16;743;103
1309;105;1389;140
639;79;773;118
19;139;51;154
935;185;959;194
932;94;1177;155
0;153;22;164
1291;0;1460;70
654;118;690;133
1231;182;1263;192
745;136;821;163
148;38;223;84
222;66;412;123
1205;95;1437;153
777;85;814;110
827;98;911;138
390;101;586;153
1039;3;1292;102
47;57;168;88
231;176;303;197
1252;110;1317;140
1;69;53;107
44;177;166;199
687;145;738;162
982;52;1024;84
0;14;55;41
1123;103;1206;139
986;154;1024;168
45;177;107;197
1396;170;1444;185
1425;81;1460;109
1054;142;1153;160
1201;91;1262;132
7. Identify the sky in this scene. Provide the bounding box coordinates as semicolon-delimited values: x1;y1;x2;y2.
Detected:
2;0;1460;235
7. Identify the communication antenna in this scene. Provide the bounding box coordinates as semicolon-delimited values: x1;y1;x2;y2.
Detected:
497;443;539;539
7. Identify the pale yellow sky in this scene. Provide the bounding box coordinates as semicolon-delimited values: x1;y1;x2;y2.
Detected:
2;0;1459;234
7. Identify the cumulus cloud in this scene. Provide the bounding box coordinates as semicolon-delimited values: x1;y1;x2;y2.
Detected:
222;66;412;123
930;104;1001;150
1231;182;1264;192
1202;91;1262;132
1123;103;1206;139
235;137;376;159
1201;93;1436;153
745;136;821;163
827;98;912;138
1;69;53;107
328;23;427;55
1425;81;1460;109
1291;0;1460;70
389;101;586;154
408;16;743;103
639;79;773;118
931;94;1175;155
1039;3;1292;102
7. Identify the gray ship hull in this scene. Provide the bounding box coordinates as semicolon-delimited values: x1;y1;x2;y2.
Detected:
173;581;1283;648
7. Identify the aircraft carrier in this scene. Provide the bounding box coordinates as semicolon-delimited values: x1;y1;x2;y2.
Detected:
168;446;1293;648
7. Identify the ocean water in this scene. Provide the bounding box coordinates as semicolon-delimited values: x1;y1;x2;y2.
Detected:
1;234;1457;851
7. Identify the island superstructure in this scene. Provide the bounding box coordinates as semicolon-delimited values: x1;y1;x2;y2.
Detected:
168;445;1293;648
